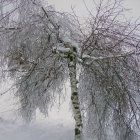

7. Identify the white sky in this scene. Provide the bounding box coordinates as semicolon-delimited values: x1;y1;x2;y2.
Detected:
46;0;140;18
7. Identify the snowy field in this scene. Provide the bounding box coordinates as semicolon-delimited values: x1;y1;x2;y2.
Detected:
0;118;74;140
0;94;74;140
0;81;74;140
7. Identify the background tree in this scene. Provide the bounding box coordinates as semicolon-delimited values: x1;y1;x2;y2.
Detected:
0;0;140;140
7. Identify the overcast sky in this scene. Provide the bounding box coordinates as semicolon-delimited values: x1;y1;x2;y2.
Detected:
46;0;140;18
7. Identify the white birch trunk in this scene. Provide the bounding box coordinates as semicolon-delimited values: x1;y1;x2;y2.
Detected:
67;46;83;140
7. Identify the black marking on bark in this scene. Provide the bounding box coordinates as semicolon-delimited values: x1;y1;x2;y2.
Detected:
71;96;74;100
70;56;73;61
73;92;78;96
73;47;77;52
77;124;82;127
69;72;72;77
74;106;79;109
75;128;81;135
72;102;79;105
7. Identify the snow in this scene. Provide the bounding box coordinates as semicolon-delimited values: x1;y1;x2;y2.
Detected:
0;120;74;140
53;45;70;53
0;81;74;140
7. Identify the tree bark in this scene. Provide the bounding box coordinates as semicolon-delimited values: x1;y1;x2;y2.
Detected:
67;46;83;140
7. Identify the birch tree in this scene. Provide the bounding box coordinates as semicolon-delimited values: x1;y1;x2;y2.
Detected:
0;0;140;140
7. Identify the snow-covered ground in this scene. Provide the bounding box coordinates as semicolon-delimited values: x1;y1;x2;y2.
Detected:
0;118;74;140
0;81;74;140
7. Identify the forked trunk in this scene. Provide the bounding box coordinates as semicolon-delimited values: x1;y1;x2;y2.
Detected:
67;46;83;140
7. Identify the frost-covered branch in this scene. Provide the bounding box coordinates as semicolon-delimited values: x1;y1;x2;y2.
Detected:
82;50;140;61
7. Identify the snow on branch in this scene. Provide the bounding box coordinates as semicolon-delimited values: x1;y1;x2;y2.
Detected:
82;50;140;62
53;46;70;54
